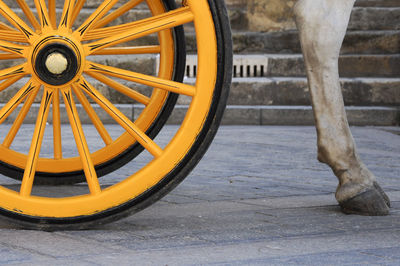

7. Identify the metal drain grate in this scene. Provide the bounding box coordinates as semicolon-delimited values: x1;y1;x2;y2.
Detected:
156;55;270;78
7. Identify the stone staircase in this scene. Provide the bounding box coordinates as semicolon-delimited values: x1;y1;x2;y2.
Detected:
203;0;400;126
0;0;398;126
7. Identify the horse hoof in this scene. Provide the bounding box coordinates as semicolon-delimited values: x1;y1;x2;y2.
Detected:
373;182;391;208
339;184;390;216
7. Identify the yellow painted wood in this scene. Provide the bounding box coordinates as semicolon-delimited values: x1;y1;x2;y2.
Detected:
91;46;161;55
34;0;52;29
2;87;40;148
0;80;38;125
78;77;163;158
62;87;101;195
85;61;196;97
83;7;193;45
0;76;24;93
86;72;151;105
59;0;74;30
72;84;113;146
20;88;53;197
48;0;57;28
53;88;63;160
0;0;218;219
94;0;144;29
0;30;27;43
0;0;37;42
75;0;119;39
16;0;41;30
71;0;86;26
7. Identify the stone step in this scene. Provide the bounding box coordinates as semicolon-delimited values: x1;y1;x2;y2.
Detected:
225;54;400;78
222;106;400;126
1;77;398;107
77;6;400;34
93;53;399;78
348;7;400;31
84;0;400;9
226;0;400;8
4;0;149;9
1;15;397;56
221;77;400;106
220;105;399;126
1;53;397;84
2;3;398;56
229;7;400;32
215;30;400;55
4;2;399;33
5;103;398;126
355;0;400;7
138;104;400;126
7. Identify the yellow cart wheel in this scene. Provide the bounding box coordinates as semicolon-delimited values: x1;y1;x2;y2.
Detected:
0;0;185;185
0;0;232;230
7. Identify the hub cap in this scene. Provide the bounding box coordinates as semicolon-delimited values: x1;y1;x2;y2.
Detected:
34;41;80;86
45;52;68;75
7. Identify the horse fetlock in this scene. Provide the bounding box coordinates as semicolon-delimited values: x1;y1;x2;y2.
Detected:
334;163;390;216
336;176;372;203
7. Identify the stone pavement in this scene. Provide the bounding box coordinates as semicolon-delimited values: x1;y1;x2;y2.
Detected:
0;125;399;265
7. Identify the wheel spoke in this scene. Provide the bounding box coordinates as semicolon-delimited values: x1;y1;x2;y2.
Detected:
59;0;74;30
2;87;40;148
0;40;28;57
83;7;192;41
0;21;16;31
83;7;193;48
20;88;53;197
72;84;113;146
94;0;144;29
0;76;24;93
0;79;39;125
86;72;150;105
91;45;161;55
16;0;41;31
34;0;51;29
75;0;119;39
0;42;27;59
0;53;23;60
85;61;195;97
70;0;86;27
0;30;28;43
48;0;56;28
77;78;163;158
0;64;28;82
61;87;101;195
0;0;36;41
52;88;62;159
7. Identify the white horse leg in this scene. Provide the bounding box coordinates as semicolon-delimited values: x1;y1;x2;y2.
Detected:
293;0;390;215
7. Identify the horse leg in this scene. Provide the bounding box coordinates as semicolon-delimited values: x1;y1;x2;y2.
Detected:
293;0;390;215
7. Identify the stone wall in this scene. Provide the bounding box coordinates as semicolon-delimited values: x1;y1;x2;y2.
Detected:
230;0;400;32
225;0;297;32
246;0;296;32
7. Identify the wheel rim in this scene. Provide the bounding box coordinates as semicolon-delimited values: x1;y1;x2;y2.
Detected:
0;0;218;218
0;0;178;175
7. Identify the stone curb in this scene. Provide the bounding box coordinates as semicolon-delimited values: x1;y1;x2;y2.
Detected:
3;104;398;126
224;77;400;106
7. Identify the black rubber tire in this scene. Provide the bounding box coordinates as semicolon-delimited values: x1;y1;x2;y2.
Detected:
0;0;185;185
0;0;232;230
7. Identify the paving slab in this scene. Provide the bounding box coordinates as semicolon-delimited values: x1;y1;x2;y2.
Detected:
0;125;398;265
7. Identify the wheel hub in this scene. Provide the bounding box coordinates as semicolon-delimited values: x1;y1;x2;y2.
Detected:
45;52;68;75
34;42;79;86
